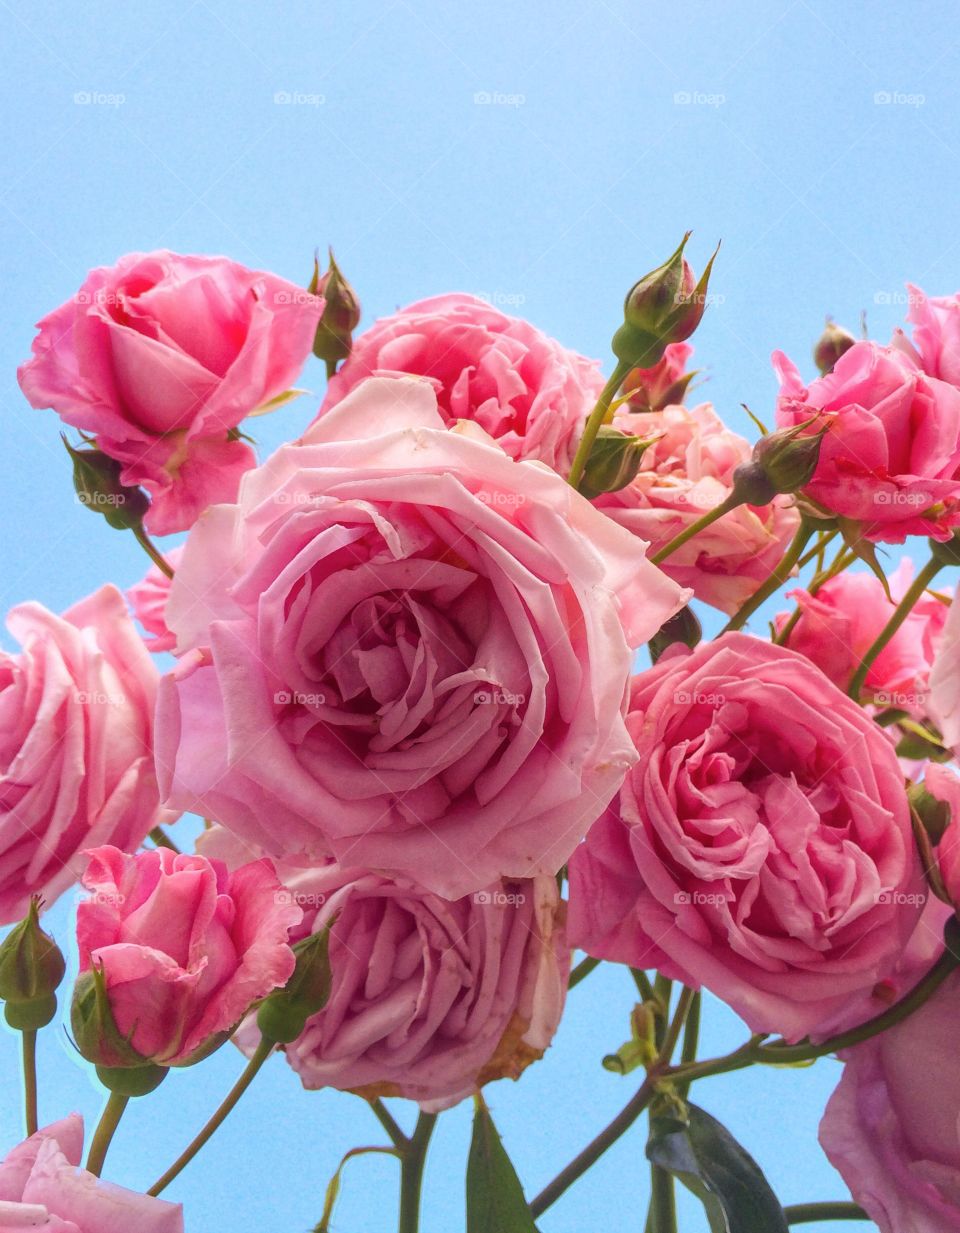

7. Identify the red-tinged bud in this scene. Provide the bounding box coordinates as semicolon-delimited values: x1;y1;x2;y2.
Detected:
813;320;856;375
623;343;697;412
63;438;150;531
731;417;828;506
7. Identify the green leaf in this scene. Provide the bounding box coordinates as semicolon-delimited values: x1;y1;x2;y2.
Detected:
248;388;309;417
646;1103;788;1233
313;1146;398;1232
466;1098;540;1233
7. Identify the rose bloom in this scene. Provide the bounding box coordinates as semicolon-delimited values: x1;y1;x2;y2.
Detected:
18;251;322;535
317;293;604;474
893;283;960;387
157;376;686;899
74;845;301;1066
922;762;960;908
594;401;800;615
774;560;949;712
567;633;925;1042
774;340;960;542
202;827;567;1110
126;547;184;653
820;967;960;1233
622;341;694;412
0;585;160;925
0;1115;183;1231
929;594;960;759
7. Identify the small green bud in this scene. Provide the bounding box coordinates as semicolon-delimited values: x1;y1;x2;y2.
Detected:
576;426;654;500
731;417;828;506
310;249;361;374
63;438;150;531
908;781;952;845
257;926;333;1045
813;319;856;376
0;898;66;1030
70;965;150;1070
649;605;702;664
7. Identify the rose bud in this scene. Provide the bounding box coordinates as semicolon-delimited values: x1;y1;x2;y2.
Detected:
309;248;361;376
0;898;66;1030
730;417;828;506
63;438;150;531
612;235;719;369
257;927;333;1044
576;425;656;500
623;342;697;412
813;319;856;375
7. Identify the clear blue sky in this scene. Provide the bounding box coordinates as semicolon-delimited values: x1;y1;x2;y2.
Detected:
2;2;959;1229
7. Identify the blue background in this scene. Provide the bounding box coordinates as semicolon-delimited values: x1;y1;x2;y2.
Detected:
2;2;959;1229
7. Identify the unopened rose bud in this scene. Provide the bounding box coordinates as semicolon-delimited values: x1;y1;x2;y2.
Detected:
612;236;719;370
908;781;951;845
623;343;696;412
649;605;702;664
0;898;66;1030
63;438;150;531
731;417;828;506
71;964;151;1071
257;925;333;1045
309;249;361;377
813;320;856;375
576;426;654;500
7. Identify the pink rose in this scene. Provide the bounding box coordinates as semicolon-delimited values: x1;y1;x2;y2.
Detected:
594;401;800;614
126;548;184;653
567;633;924;1042
623;341;695;412
0;586;160;925
201;827;567;1111
820;969;960;1233
73;845;301;1066
774;561;949;712
774;340;960;542
893;283;960;387
317;293;604;474
929;595;960;758
157;376;686;899
924;763;960;908
0;1115;182;1231
18;251;323;535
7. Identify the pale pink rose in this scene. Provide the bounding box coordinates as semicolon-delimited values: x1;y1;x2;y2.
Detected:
157;377;687;899
0;1115;182;1232
18;251;323;535
0;586;161;925
929;596;960;758
201;826;567;1111
774;340;960;542
893;283;960;387
774;561;950;712
317;293;604;474
623;342;694;412
820;969;960;1233
567;633;924;1042
126;548;184;653
73;844;301;1066
594;402;800;614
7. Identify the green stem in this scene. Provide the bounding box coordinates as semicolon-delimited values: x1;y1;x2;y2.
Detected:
722;519;817;633
567;360;631;490
676;991;701;1100
795;529;838;572
370;1098;409;1150
22;1030;38;1137
85;1091;129;1177
529;1075;658;1218
652;974;673;1048
658;986;694;1063
648;1158;677;1233
631;968;656;1001
568;955;600;990
651;492;743;565
132;524;174;578
148;1038;274;1195
149;826;180;853
784;1201;869;1224
397;1111;437;1233
848;554;942;700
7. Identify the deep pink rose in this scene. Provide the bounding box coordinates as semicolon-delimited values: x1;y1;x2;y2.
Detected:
18;251;323;535
929;595;960;758
0;1115;182;1231
317;293;604;474
893;283;960;387
0;586;161;925
774;561;949;712
820;968;960;1233
126;548;184;653
774;340;960;542
567;633;924;1042
623;342;694;412
157;376;686;898
74;844;301;1066
594;401;800;614
201;827;567;1111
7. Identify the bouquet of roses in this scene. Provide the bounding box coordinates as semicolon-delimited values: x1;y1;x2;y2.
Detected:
3;234;960;1232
